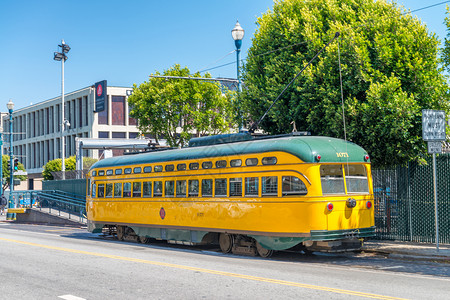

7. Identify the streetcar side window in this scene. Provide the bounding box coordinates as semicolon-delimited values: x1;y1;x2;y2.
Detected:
92;183;96;197
154;181;163;197
165;181;175;197
134;167;142;174
216;160;227;168
229;178;242;197
115;169;123;175
262;176;278;196
105;183;113;197
282;176;307;196
201;179;213;197
92;171;97;177
189;162;199;170
165;164;174;172
124;168;132;174
176;180;186;197
106;169;113;176
87;179;91;196
202;161;212;169
99;170;105;176
144;166;152;173
245;177;259;196
114;183;122;197
98;184;105;198
143;181;152;197
188;180;199;197
262;157;277;165
123;182;132;197
345;165;369;194
177;164;186;171
133;182;141;197
246;158;258;166
154;165;163;172
230;159;242;167
215;179;227;197
320;165;345;195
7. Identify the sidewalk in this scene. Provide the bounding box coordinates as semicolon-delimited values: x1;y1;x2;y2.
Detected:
362;240;450;263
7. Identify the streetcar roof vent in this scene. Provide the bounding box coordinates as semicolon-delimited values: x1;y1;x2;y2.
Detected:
189;132;253;147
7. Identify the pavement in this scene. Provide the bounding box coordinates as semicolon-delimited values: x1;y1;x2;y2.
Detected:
362;240;450;263
1;210;449;263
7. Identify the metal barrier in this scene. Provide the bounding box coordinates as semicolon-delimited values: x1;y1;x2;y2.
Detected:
373;154;450;244
9;190;86;223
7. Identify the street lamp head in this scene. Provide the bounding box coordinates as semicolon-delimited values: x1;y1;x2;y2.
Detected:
6;99;14;111
231;20;245;41
54;52;63;61
60;39;71;53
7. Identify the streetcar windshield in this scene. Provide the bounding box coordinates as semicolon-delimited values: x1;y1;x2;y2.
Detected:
320;165;345;195
345;164;369;194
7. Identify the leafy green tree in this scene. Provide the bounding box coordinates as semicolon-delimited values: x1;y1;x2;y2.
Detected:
242;0;449;167
42;156;97;180
443;5;450;73
2;155;26;191
128;64;236;147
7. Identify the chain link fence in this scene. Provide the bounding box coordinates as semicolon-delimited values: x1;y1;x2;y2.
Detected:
373;154;450;243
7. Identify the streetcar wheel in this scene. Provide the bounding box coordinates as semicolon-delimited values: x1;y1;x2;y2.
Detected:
139;236;149;244
256;242;273;258
219;233;233;253
116;226;125;241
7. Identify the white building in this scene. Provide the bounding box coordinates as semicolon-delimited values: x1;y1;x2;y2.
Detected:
2;83;142;189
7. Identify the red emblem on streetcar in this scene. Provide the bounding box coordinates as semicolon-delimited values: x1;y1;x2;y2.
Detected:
160;207;166;220
97;84;103;97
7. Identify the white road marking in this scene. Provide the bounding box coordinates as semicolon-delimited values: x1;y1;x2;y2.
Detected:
58;295;86;300
379;266;404;270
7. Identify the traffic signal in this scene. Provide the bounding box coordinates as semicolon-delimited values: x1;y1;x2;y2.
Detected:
14;158;19;171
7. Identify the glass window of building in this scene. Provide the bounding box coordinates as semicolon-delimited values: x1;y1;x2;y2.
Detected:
129;104;137;126
112;96;126;126
98;98;108;125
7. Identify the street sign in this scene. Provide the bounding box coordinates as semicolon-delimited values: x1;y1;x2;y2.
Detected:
427;141;442;154
13;170;28;176
94;80;107;112
422;109;446;141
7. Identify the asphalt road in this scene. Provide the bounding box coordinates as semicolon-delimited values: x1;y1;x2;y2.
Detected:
0;223;448;300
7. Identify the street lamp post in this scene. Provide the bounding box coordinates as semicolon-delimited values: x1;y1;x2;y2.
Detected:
6;99;14;220
54;40;70;180
231;20;245;130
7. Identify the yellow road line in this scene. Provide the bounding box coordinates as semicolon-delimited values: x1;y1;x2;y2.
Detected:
0;237;406;300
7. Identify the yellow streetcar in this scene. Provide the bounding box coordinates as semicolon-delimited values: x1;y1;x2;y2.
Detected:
86;132;375;257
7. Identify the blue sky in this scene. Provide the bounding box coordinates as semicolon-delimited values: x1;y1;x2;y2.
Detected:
0;0;449;110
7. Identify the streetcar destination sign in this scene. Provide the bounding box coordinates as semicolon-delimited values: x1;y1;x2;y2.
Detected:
422;109;446;141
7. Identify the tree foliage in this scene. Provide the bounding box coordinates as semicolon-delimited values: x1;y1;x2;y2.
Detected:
2;155;26;191
42;156;97;180
242;0;449;167
128;64;236;147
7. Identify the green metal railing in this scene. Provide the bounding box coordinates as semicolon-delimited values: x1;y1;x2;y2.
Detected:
373;154;450;244
9;190;86;223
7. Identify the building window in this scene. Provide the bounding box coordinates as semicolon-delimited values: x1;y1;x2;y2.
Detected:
84;96;89;126
112;132;126;139
98;97;108;125
112;96;126;125
129;104;137;126
129;132;139;139
78;98;83;128
98;132;109;138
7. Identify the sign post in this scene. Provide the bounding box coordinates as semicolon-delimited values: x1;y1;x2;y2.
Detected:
422;109;446;251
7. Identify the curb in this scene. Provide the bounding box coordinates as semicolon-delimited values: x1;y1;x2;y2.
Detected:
362;248;450;264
